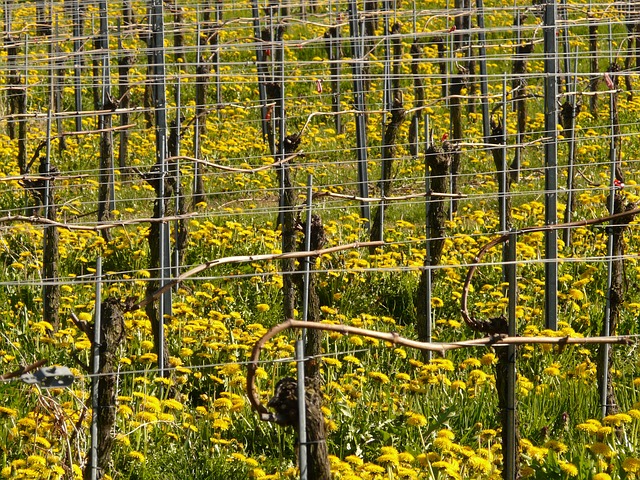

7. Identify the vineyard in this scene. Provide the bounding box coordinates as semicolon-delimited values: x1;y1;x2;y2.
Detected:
1;0;640;479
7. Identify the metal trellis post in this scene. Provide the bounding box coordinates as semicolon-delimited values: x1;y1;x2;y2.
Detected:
348;0;371;225
476;0;491;146
505;231;518;480
543;0;558;331
424;115;432;361
150;0;172;375
296;338;308;480
90;256;102;480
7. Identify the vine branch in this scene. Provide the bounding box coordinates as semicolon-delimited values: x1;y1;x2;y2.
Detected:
246;319;633;421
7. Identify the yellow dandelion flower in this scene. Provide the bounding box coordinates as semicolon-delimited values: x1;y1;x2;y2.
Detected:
544;440;568;454
256;304;270;313
345;455;364;466
27;455;46;466
480;429;497;439
179;347;193;357
380;446;399;456
118;405;133;418
213;418;231;430
596;426;613;437
135;411;158;423
623;457;640;474
343;355;361;365
431;297;444;308
451;380;466;390
407;412;427;427
376;453;399;466
559;462;578;477
590;442;612;456
115;433;130;447
568;288;584;301
368;371;390;384
128;451;145;463
162;399;184;411
138;353;158;363
320;306;337;315
34;436;51;449
243;457;259;467
325;419;338;432
604;413;632;425
577;422;599;434
438;429;455;440
528;446;548;461
31;321;54;334
322;357;342;368
481;353;496;366
398;452;415;463
394;348;407;359
75;338;92;350
10;460;26;469
628;409;640;419
433;437;453;451
364;463;386;473
218;363;241;376
468;455;492;474
461;358;482;369
17;417;37;429
213;398;233;410
0;406;18;417
543;365;561;377
593;474;611;480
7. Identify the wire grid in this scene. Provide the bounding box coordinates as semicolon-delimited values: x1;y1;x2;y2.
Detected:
0;0;639;385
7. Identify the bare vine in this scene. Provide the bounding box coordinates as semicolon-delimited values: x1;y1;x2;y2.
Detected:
246;319;632;421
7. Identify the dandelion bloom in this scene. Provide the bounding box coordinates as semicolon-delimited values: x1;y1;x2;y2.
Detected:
593;474;612;480
468;455;492;474
376;453;399;466
433;437;453;451
543;365;561;377
398;452;415;463
407;412;427;427
623;457;640;474
603;413;632;425
345;455;364;466
128;451;145;463
577;422;599;434
559;462;578;477
363;464;386;473
162;399;184;411
590;442;612;457
368;371;390;384
544;440;568;454
0;406;18;417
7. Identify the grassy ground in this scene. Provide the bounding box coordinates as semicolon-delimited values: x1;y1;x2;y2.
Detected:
1;1;640;479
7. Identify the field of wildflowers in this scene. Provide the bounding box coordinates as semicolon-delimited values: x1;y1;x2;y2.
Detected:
1;0;640;479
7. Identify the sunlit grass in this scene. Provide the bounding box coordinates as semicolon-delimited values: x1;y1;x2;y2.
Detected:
1;0;640;478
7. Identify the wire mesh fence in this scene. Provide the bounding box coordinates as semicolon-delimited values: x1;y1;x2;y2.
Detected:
2;0;640;478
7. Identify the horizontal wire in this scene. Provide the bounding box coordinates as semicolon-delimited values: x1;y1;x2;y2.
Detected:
1;347;374;384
